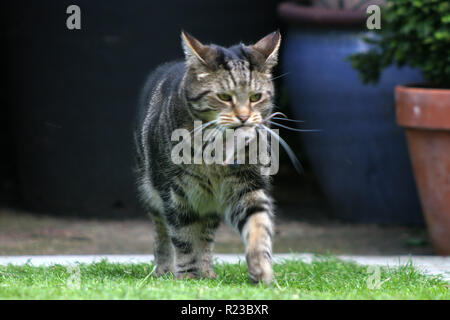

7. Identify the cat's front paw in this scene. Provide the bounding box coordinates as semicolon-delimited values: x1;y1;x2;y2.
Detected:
176;271;201;280
246;251;273;285
201;268;217;279
154;264;174;277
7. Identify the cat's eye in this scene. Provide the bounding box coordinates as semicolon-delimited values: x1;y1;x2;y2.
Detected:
249;93;262;103
217;93;232;102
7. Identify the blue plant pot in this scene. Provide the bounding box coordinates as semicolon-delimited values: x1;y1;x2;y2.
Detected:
282;27;424;224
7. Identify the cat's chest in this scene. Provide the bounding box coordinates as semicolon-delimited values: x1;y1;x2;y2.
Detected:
181;164;238;215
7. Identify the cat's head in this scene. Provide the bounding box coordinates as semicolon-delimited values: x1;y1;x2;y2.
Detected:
181;31;280;130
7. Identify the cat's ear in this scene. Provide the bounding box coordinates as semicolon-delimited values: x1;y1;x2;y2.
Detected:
181;31;216;68
249;31;281;72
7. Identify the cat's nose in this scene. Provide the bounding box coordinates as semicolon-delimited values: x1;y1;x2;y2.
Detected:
237;114;249;123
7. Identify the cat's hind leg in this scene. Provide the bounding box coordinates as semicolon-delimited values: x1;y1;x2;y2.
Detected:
199;213;221;279
139;178;175;276
168;223;203;279
150;213;175;276
164;197;203;279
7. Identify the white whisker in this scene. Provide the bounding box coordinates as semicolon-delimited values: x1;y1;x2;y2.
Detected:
268;121;321;133
258;124;303;173
263;112;288;122
270;72;290;81
271;117;305;123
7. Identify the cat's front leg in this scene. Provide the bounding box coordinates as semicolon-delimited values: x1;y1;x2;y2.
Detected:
230;189;274;284
242;212;274;284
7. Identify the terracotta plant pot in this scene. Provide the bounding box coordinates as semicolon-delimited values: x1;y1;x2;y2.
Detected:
396;86;450;255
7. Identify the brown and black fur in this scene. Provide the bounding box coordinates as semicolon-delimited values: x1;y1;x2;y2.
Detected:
135;31;281;284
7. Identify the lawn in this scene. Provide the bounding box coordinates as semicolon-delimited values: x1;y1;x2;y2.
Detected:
0;257;448;299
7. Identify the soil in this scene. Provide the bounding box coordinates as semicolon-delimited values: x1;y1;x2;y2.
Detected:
0;208;432;255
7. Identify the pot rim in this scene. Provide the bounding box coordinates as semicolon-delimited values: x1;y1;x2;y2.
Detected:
397;84;450;94
278;2;366;27
395;85;450;130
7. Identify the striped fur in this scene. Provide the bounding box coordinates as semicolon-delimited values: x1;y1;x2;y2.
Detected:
135;31;281;284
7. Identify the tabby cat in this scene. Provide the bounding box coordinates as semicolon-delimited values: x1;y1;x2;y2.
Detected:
135;31;281;284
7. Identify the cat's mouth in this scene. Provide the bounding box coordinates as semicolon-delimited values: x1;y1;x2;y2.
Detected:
223;122;259;130
232;124;253;129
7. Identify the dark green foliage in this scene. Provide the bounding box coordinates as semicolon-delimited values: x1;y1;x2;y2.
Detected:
349;0;450;88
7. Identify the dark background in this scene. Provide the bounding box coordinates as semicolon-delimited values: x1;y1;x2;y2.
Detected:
1;0;321;218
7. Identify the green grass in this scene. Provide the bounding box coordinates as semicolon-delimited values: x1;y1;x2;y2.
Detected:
0;257;448;299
